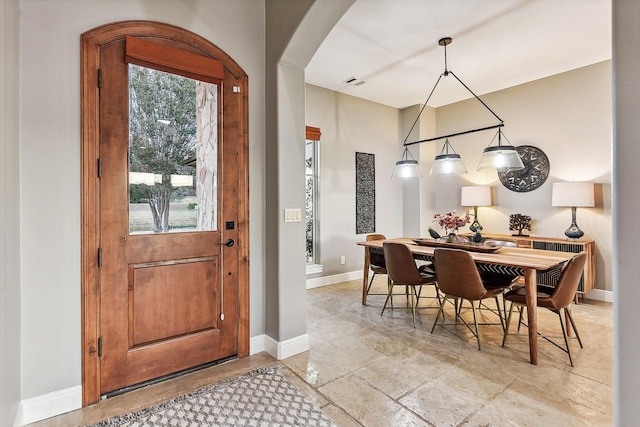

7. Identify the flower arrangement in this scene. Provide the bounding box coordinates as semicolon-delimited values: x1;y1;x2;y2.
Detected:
433;210;471;234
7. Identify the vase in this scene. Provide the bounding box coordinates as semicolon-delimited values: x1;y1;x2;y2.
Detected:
446;233;459;243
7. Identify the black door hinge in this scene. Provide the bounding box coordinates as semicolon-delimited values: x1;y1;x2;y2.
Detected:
98;247;103;268
97;158;102;178
98;337;102;358
98;68;102;89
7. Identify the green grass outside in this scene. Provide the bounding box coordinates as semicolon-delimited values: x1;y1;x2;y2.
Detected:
129;201;197;233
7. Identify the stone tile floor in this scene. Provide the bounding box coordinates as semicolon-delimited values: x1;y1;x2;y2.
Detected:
31;278;613;426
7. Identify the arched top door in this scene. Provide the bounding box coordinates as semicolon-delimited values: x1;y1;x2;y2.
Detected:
81;21;249;406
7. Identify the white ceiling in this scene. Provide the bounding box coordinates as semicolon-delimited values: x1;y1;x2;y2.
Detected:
305;0;611;109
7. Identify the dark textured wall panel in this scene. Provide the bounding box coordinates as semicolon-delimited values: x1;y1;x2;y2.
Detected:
355;152;375;234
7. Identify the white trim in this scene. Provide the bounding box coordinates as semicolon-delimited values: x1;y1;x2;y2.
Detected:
264;334;309;360
306;263;323;275
250;334;266;355
18;385;82;426
585;288;613;303
306;270;363;289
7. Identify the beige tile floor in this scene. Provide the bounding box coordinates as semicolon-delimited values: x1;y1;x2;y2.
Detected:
31;278;613;426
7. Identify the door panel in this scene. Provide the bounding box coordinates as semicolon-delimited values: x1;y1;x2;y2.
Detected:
98;37;237;394
128;257;218;346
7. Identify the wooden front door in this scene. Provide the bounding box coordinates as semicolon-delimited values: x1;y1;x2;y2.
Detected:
81;22;249;404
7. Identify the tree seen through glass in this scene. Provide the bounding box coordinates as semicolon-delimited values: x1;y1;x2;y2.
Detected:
128;64;218;233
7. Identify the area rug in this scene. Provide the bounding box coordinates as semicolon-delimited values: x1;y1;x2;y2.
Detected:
87;366;337;427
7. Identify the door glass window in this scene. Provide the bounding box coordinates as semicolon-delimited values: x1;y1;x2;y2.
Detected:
128;64;218;233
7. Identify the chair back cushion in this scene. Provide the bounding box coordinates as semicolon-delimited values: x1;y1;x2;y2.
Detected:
434;248;487;300
367;234;387;270
369;252;386;271
383;242;423;285
549;252;587;309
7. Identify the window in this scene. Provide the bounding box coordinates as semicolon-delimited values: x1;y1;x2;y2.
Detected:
305;126;322;274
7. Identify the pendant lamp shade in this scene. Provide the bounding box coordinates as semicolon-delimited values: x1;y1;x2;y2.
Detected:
476;129;524;171
392;159;421;179
430;139;467;175
392;147;421;179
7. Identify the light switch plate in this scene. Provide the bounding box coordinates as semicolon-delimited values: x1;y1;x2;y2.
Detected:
284;208;302;223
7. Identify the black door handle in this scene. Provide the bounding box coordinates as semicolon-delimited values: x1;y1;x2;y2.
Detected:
225;238;235;247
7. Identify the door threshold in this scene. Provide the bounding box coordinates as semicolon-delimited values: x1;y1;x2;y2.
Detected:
101;355;238;400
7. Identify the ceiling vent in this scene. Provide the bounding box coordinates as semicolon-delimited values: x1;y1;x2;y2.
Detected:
343;77;366;86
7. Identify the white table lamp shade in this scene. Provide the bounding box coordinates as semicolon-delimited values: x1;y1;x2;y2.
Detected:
461;186;492;207
552;182;595;207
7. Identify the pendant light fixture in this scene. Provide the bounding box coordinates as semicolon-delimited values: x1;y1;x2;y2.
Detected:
392;146;421;178
392;37;524;177
430;139;467;175
476;128;524;171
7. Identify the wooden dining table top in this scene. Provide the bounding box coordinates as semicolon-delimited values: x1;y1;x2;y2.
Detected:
358;237;576;271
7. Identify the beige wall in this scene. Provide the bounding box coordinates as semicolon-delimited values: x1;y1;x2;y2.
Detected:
1;0;22;424
305;84;404;275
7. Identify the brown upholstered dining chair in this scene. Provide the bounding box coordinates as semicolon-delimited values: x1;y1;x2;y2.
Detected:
363;234;390;305
430;248;509;350
382;242;439;327
502;252;587;366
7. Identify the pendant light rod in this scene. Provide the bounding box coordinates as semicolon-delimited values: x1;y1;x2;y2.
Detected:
402;74;444;145
448;70;503;124
404;123;504;147
401;37;504;148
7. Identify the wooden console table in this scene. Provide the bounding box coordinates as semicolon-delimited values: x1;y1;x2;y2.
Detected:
465;233;596;298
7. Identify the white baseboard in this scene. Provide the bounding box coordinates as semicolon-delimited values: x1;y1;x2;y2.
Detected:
306;270;363;289
264;333;309;360
17;385;82;426
585;288;613;303
250;334;266;355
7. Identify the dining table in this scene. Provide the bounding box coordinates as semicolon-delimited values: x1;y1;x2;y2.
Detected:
357;237;578;365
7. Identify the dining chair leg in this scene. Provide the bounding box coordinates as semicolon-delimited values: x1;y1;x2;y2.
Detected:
435;286;445;319
495;296;505;331
454;297;462;321
471;300;481;350
557;310;574;367
517;306;525;332
366;272;377;296
405;285;410;308
502;301;516;347
381;282;394;317
502;297;509;326
431;295;448;333
565;307;583;348
410;285;419;328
